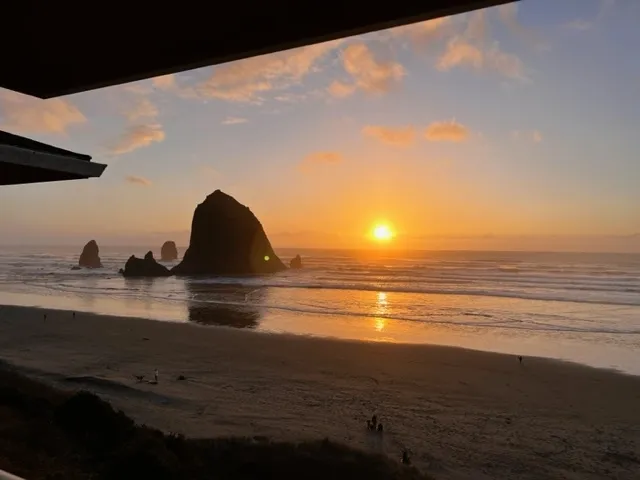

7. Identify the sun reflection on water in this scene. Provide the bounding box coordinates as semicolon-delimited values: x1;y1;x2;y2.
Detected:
374;291;388;332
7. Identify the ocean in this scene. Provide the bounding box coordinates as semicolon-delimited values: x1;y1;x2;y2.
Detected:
0;246;639;374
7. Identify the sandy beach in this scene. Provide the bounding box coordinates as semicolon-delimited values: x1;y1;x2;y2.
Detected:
0;304;639;479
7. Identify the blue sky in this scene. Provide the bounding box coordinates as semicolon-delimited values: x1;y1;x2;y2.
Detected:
1;0;639;252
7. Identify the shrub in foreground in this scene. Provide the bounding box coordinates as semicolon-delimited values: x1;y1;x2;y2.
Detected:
0;367;429;480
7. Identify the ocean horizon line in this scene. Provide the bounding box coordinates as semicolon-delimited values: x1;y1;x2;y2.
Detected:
1;244;639;256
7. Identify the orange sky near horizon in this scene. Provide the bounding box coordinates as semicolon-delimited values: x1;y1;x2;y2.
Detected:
0;1;639;253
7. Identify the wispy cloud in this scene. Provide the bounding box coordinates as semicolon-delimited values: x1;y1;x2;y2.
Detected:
193;40;343;103
362;125;416;147
437;38;483;70
108;5;539;119
108;124;165;155
565;19;593;31
327;80;357;98
152;74;177;90
390;16;453;46
512;129;543;143
116;9;530;112
392;9;529;81
200;165;222;178
124;97;159;122
437;38;526;80
339;43;405;95
497;3;547;51
599;0;617;20
425;120;469;142
221;116;248;125
0;89;86;135
532;130;543;143
274;92;310;103
564;0;617;33
298;151;344;172
125;175;152;186
359;121;470;146
122;83;151;95
122;74;179;96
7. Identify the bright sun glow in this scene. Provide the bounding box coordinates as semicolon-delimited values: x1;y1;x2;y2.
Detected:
372;224;394;241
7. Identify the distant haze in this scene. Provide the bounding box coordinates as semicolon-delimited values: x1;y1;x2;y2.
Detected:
0;234;638;254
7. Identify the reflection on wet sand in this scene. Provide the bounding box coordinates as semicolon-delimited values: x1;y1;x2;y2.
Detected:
374;291;387;332
185;281;264;329
123;277;158;313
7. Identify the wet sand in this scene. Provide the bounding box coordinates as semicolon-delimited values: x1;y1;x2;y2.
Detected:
0;304;638;479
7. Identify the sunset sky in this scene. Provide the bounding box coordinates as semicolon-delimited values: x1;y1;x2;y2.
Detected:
1;0;639;252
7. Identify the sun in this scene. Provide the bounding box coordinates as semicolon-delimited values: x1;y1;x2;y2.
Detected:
372;223;394;242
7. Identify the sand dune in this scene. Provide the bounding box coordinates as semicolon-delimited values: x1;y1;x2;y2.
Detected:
0;304;639;479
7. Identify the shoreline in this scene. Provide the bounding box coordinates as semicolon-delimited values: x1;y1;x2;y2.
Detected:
0;302;616;374
1;303;639;478
1;298;637;377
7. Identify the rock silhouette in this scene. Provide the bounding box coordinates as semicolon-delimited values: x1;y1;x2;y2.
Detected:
172;190;286;275
122;251;171;277
78;240;102;268
289;254;303;269
160;241;178;261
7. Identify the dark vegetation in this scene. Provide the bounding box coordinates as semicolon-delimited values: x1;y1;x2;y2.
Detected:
0;366;429;480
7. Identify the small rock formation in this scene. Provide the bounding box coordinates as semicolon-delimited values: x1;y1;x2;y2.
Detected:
78;240;102;268
172;190;286;275
121;251;171;277
160;241;178;261
289;254;303;269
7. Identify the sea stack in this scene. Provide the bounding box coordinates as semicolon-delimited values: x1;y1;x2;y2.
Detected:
172;190;286;275
122;251;171;277
290;254;303;269
78;240;102;268
160;241;178;261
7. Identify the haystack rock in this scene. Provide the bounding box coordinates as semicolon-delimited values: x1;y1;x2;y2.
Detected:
122;251;171;277
78;240;102;268
160;241;178;261
172;190;286;275
290;254;303;269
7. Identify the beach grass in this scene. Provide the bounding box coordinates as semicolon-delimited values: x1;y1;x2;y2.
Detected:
0;365;427;480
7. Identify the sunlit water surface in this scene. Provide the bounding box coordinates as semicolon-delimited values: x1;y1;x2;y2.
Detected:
1;246;638;374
